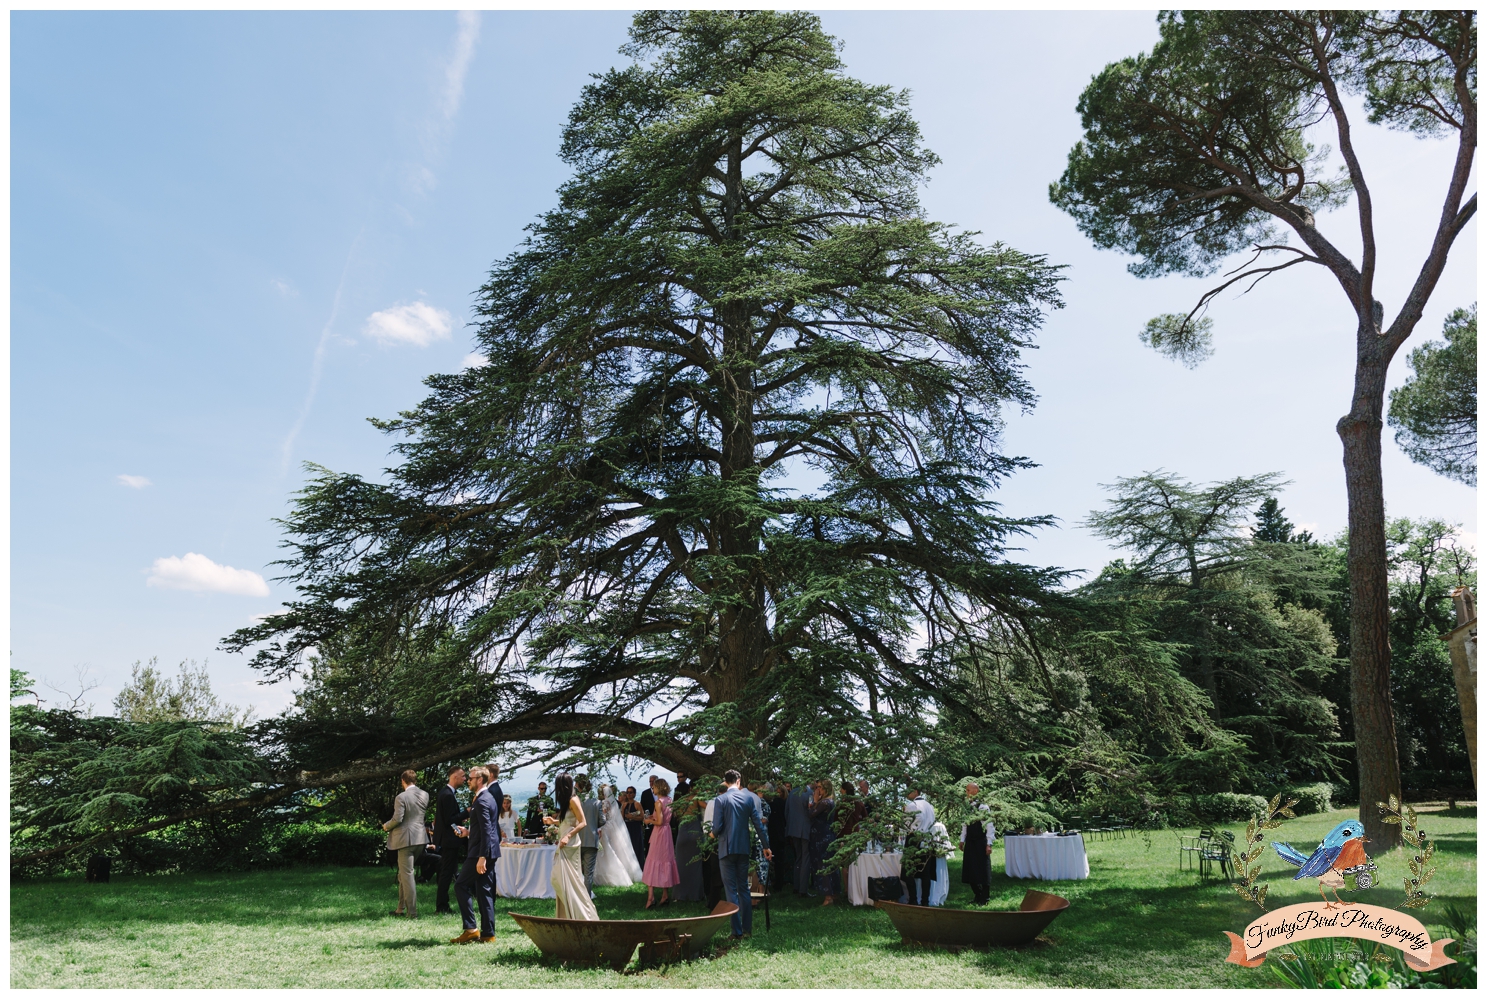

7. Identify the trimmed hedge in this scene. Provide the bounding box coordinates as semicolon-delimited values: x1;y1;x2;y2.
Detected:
1286;783;1333;816
275;823;385;867
1193;793;1268;822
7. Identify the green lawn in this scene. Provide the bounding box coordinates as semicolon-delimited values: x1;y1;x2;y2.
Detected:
11;806;1475;988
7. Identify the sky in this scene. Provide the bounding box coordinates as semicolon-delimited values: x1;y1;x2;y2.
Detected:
11;11;1476;791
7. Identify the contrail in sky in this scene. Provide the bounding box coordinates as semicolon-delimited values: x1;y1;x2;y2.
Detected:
280;13;482;472
279;226;365;474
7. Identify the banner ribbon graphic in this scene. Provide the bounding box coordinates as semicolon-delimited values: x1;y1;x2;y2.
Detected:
1222;903;1456;971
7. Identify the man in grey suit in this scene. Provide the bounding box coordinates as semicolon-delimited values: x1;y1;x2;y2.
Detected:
786;781;812;895
382;769;430;917
712;769;772;938
574;774;605;897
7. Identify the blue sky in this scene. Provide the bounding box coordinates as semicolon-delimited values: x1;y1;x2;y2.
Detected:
12;10;1476;750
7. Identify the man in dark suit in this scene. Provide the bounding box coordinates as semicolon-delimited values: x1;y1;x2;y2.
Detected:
767;781;791;888
640;775;657;818
711;769;772;939
523;781;553;836
450;766;501;944
433;767;469;915
482;761;505;834
786;781;812;895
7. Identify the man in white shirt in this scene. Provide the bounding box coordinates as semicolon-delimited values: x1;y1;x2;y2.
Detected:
900;789;936;905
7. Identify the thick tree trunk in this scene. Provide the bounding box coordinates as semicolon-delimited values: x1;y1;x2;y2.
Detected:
712;292;771;770
1337;346;1403;851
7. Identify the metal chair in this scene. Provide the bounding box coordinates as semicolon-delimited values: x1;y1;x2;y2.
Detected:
1199;830;1235;879
1178;828;1211;871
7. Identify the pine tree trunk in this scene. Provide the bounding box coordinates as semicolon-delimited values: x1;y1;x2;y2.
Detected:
1338;346;1403;850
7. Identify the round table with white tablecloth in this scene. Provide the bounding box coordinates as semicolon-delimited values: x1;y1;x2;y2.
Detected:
495;843;556;899
845;852;953;905
846;851;902;905
1002;833;1088;880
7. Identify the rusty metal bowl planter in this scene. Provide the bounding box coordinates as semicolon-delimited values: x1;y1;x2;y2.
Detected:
508;900;739;971
875;890;1069;950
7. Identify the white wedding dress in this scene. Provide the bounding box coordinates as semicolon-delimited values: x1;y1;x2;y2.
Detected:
593;786;644;886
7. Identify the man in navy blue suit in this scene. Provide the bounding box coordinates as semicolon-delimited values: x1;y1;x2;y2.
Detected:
450;766;501;944
711;769;772;939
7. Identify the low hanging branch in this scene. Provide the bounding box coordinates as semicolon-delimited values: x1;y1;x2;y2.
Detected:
9;710;712;868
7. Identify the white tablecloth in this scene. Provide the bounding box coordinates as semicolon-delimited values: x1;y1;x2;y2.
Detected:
496;845;556;899
845;852;952;905
1003;834;1088;880
846;852;902;905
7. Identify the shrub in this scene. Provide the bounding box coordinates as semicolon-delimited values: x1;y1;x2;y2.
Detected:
275;823;385;867
1286;782;1333;816
1193;792;1268;822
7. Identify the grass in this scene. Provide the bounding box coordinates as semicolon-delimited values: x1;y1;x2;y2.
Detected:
10;806;1475;988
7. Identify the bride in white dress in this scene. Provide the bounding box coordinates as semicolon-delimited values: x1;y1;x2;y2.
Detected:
593;784;644;886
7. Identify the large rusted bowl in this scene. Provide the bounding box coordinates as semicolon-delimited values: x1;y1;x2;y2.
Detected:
508;900;739;971
875;890;1068;950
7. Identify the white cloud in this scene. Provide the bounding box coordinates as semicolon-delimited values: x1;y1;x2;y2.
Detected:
441;12;482;121
462;352;490;368
271;278;297;297
364;302;453;347
146;553;270;597
117;474;152;489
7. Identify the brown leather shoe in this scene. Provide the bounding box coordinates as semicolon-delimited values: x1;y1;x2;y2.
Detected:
478;935;495;943
450;929;481;944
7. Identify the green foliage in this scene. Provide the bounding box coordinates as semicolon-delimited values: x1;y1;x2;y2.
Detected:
113;657;254;728
1389;306;1477;485
1197;793;1270;823
224;9;1067;780
1269;924;1476;991
10;695;274;871
275;823;385;867
1386;518;1475;778
1285;782;1333;817
1139;313;1214;368
1268;937;1393;989
1254;497;1313;545
1082;472;1345;789
1050;10;1473;279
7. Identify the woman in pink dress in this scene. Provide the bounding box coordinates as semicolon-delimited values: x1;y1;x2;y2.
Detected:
641;777;680;908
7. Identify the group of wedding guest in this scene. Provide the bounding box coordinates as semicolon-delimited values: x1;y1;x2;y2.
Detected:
382;765;996;944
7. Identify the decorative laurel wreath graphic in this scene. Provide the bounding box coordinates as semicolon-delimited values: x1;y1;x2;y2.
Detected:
1231;793;1298;911
1377;795;1435;909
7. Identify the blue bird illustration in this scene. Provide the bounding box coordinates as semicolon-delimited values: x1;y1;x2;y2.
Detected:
1273;819;1370;909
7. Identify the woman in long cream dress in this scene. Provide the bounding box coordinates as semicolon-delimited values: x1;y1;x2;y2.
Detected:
543;774;599;921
